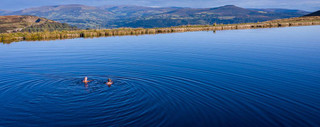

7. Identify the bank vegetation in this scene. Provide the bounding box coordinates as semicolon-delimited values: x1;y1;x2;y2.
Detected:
1;16;320;43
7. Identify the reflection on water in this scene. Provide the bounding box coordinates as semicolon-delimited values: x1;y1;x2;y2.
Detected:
0;26;320;126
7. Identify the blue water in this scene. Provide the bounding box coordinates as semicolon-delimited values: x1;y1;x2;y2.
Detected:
0;26;319;126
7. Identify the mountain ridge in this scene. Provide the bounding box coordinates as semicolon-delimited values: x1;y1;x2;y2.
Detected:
0;4;310;29
0;15;77;33
304;10;320;16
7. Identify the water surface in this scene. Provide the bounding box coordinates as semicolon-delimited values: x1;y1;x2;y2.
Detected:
0;26;320;126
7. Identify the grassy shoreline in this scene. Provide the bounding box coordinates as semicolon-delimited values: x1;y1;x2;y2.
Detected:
1;16;320;43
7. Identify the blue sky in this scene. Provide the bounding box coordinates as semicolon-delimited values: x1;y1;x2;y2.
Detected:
1;0;319;11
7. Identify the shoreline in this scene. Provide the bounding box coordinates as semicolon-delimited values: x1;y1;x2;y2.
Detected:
1;16;320;43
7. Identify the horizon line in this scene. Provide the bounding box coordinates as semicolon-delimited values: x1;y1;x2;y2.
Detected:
1;4;312;12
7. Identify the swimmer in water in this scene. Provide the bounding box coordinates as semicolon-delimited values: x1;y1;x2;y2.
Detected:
106;78;113;86
83;77;92;83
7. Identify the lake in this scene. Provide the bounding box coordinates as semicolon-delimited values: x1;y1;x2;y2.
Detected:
0;26;319;126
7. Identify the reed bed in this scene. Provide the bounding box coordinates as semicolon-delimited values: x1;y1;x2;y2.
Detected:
1;16;320;43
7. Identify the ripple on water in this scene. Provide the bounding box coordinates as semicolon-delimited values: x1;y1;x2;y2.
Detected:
0;67;319;126
1;26;320;126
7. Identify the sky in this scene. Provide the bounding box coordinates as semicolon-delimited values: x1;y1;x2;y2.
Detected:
1;0;319;11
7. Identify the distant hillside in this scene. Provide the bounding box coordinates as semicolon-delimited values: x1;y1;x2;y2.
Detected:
249;8;308;16
304;10;320;16
7;4;113;28
264;16;320;23
114;5;310;28
0;15;77;33
0;4;310;29
100;5;181;18
0;10;11;15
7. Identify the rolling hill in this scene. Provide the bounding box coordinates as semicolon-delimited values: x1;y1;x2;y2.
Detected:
113;5;310;28
7;4;114;28
250;8;308;14
100;5;181;18
0;15;77;33
304;10;320;16
0;5;310;29
0;10;11;15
